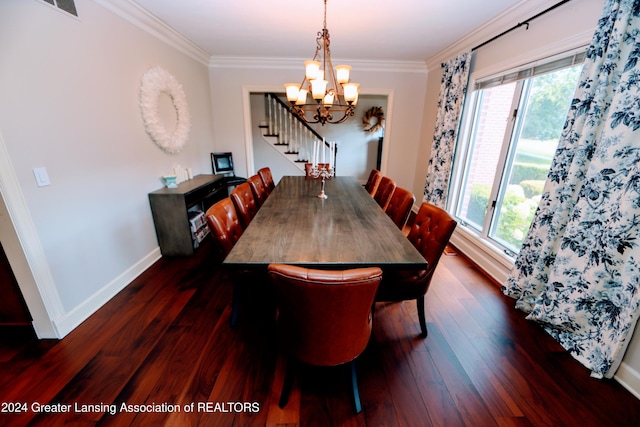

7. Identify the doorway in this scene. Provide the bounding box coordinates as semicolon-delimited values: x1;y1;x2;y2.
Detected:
249;92;388;183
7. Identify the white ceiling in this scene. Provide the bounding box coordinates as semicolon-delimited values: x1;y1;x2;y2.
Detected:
130;0;530;63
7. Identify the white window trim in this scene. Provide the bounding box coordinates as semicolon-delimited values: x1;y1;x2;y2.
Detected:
450;226;515;284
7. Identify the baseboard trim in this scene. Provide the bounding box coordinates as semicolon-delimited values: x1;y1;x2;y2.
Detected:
52;247;162;338
615;362;640;400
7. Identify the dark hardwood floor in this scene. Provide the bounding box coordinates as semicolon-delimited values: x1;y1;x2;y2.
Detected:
1;237;639;426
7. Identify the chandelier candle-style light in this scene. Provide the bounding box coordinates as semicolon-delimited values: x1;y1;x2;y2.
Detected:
284;0;359;126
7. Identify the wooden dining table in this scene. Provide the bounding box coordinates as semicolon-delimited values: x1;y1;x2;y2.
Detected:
223;175;427;270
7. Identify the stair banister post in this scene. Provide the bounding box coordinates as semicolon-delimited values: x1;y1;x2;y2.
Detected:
296;121;301;160
278;103;283;143
287;112;291;148
273;94;277;135
289;110;293;147
264;94;269;133
307;128;311;162
265;94;269;133
270;97;276;136
276;98;281;137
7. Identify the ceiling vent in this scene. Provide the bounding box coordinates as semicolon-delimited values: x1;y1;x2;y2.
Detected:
42;0;77;17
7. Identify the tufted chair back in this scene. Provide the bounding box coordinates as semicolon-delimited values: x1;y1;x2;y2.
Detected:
268;264;382;413
364;169;382;196
230;182;259;228
385;186;416;230
375;202;456;337
247;174;268;207
407;202;457;279
205;198;244;257
257;167;275;196
373;176;396;210
304;163;330;177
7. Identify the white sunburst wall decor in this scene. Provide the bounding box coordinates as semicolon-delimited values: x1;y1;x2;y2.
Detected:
139;66;191;154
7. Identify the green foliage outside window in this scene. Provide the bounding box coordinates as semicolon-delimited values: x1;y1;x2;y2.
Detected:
521;67;582;140
467;174;545;251
510;163;550;184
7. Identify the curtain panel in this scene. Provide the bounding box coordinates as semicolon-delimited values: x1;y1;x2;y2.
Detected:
423;51;471;208
504;0;640;378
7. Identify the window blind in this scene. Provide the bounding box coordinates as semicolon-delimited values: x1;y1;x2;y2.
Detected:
474;50;586;91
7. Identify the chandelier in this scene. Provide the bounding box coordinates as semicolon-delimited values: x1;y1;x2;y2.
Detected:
284;0;359;126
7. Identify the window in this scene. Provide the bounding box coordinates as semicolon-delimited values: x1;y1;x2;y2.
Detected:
450;53;584;256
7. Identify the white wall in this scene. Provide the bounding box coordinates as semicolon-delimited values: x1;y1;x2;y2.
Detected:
209;61;427;194
0;0;215;337
306;94;388;182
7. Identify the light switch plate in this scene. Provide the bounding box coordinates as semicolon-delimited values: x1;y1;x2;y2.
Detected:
33;167;51;187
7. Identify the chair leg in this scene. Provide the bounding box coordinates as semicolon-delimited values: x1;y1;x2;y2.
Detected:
350;361;362;414
279;359;295;408
417;296;428;338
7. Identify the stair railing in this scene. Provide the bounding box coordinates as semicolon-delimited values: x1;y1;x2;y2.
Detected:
264;93;338;175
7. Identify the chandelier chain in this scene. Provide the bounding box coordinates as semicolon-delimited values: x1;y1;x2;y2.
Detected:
323;0;327;30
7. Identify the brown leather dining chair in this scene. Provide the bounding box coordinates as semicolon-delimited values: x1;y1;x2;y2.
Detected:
247;174;268;207
304;163;329;177
364;169;382;196
257;167;275;196
230;182;259;229
205;198;244;257
268;264;382;414
385;186;416;230
375;202;457;337
373;176;396;210
205;198;245;326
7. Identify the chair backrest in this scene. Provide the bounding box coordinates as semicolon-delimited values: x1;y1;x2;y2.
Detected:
305;163;329;177
205;198;244;256
257;167;275;196
373;176;396;210
364;169;382;196
230;182;259;228
268;264;382;367
247;174;268;207
385;186;416;230
407;202;457;277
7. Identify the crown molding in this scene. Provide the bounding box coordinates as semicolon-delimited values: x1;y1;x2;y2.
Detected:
94;0;210;66
426;0;565;71
209;56;428;74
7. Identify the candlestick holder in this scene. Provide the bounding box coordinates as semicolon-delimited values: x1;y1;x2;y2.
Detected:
310;164;334;199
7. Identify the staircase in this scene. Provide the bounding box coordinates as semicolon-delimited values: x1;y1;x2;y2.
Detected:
260;93;337;174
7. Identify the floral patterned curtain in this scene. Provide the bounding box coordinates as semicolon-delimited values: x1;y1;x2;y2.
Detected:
423;51;471;208
504;0;640;378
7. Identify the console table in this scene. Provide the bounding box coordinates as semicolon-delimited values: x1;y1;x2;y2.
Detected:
149;174;228;256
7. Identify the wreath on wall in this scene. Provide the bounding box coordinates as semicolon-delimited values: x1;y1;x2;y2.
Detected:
362;106;385;133
139;66;191;154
